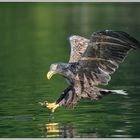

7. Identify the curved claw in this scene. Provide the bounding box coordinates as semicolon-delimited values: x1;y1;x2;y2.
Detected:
39;101;59;112
47;102;59;112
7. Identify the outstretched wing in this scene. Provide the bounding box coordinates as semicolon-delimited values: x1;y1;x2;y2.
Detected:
77;30;140;85
69;35;89;63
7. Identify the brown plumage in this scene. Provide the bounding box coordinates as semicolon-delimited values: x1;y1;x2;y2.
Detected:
41;30;140;112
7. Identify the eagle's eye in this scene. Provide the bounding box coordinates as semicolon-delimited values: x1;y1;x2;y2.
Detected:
50;64;57;71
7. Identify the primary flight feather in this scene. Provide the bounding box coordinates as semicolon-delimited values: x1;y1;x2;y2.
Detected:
40;30;140;112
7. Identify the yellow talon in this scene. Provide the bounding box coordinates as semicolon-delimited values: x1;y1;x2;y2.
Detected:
47;102;59;112
39;101;59;112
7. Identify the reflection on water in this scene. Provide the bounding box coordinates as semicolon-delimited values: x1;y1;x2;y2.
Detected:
40;113;77;138
42;122;99;138
0;3;140;138
43;123;62;138
40;113;100;138
42;122;75;138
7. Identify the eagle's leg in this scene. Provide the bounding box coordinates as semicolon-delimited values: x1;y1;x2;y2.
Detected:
39;86;72;112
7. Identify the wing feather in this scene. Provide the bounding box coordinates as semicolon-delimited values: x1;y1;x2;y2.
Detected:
77;30;140;85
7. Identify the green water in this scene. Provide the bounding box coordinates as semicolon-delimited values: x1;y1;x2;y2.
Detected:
0;3;140;138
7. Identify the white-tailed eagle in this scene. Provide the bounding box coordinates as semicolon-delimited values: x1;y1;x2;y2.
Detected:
40;30;140;112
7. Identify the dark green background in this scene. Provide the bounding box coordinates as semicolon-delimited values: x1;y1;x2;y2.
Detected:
0;3;140;138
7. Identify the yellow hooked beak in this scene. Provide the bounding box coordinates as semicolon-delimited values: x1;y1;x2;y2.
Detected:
47;71;55;80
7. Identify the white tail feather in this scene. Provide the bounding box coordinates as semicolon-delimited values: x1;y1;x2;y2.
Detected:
110;90;128;95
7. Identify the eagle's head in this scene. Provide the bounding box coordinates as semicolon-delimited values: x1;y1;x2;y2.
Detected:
47;63;70;80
